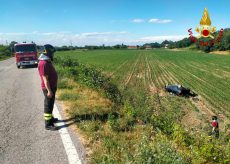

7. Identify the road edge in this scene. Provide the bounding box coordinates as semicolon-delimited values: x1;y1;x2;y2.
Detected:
53;103;84;164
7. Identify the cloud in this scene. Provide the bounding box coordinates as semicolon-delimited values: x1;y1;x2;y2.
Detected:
137;35;186;42
0;31;129;46
81;31;128;37
0;30;186;46
131;18;172;24
41;32;56;36
0;32;28;36
132;19;145;23
149;18;172;23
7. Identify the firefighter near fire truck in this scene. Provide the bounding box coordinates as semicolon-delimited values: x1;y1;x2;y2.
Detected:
38;44;58;131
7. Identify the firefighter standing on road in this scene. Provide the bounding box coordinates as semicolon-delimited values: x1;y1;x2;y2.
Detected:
38;44;58;131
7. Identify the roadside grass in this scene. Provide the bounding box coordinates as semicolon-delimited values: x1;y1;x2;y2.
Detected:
57;78;112;116
55;49;230;163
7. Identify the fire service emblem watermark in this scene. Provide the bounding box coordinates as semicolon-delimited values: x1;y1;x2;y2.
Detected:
188;8;224;46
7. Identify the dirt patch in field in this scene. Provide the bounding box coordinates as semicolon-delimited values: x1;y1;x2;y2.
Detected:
181;110;202;130
149;85;158;94
222;70;230;77
189;96;230;129
190;96;217;125
190;96;214;118
210;51;230;55
149;85;167;97
136;72;144;79
166;91;230;132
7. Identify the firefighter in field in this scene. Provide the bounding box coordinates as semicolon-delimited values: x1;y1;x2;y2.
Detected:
211;115;219;138
38;44;58;130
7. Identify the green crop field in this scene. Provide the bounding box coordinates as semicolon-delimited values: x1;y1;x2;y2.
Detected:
56;49;230;117
55;49;230;163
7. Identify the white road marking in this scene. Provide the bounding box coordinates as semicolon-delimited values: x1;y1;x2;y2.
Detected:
53;104;82;164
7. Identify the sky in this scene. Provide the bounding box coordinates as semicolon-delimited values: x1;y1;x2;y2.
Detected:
0;0;229;46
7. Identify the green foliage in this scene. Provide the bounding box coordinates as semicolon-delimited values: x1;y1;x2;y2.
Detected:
59;92;80;101
168;38;193;49
169;28;230;52
108;101;137;132
78;120;102;133
0;45;11;60
191;136;230;163
55;56;122;104
150;111;174;135
57;78;74;89
108;113;120;131
172;124;195;147
144;42;161;48
135;134;190;164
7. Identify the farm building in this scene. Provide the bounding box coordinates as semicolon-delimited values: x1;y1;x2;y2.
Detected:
145;45;152;50
127;45;138;49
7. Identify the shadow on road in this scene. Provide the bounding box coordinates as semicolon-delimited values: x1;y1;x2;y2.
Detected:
56;112;119;130
56;118;78;130
20;65;38;69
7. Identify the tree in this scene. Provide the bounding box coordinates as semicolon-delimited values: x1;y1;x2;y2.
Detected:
9;41;18;52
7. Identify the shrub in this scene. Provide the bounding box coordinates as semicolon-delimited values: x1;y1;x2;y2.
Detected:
135;134;190;164
192;136;230;163
0;45;11;58
172;124;196;147
150;111;175;135
55;56;122;104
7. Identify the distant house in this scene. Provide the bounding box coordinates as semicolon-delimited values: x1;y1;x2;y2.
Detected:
127;45;138;49
162;40;170;48
145;45;152;50
164;44;169;48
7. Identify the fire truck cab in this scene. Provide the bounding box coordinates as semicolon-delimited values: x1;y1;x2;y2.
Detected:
14;43;38;68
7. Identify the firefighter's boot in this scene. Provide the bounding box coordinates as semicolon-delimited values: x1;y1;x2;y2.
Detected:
45;120;58;131
51;116;58;123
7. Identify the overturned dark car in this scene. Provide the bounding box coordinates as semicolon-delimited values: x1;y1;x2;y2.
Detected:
165;84;197;97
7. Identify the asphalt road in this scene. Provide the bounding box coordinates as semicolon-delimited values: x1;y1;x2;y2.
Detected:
0;58;85;164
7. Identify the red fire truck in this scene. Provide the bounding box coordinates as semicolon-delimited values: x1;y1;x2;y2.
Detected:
14;43;38;68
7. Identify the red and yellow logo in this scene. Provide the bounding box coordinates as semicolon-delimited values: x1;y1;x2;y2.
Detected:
188;8;223;46
195;8;216;39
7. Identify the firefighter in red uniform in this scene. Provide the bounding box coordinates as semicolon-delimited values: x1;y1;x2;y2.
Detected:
211;115;219;138
38;44;58;131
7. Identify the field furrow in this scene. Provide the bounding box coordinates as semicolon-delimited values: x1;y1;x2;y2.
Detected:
123;53;141;86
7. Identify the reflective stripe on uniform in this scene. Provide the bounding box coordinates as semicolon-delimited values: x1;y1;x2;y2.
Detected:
44;117;51;120
44;113;52;117
44;113;52;120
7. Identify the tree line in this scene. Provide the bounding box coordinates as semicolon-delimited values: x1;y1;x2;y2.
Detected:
168;28;230;52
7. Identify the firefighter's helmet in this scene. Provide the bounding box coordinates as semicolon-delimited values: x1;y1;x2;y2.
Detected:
212;115;218;120
43;44;56;54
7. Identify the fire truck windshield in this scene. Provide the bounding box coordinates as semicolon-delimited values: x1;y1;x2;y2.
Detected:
15;45;37;53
